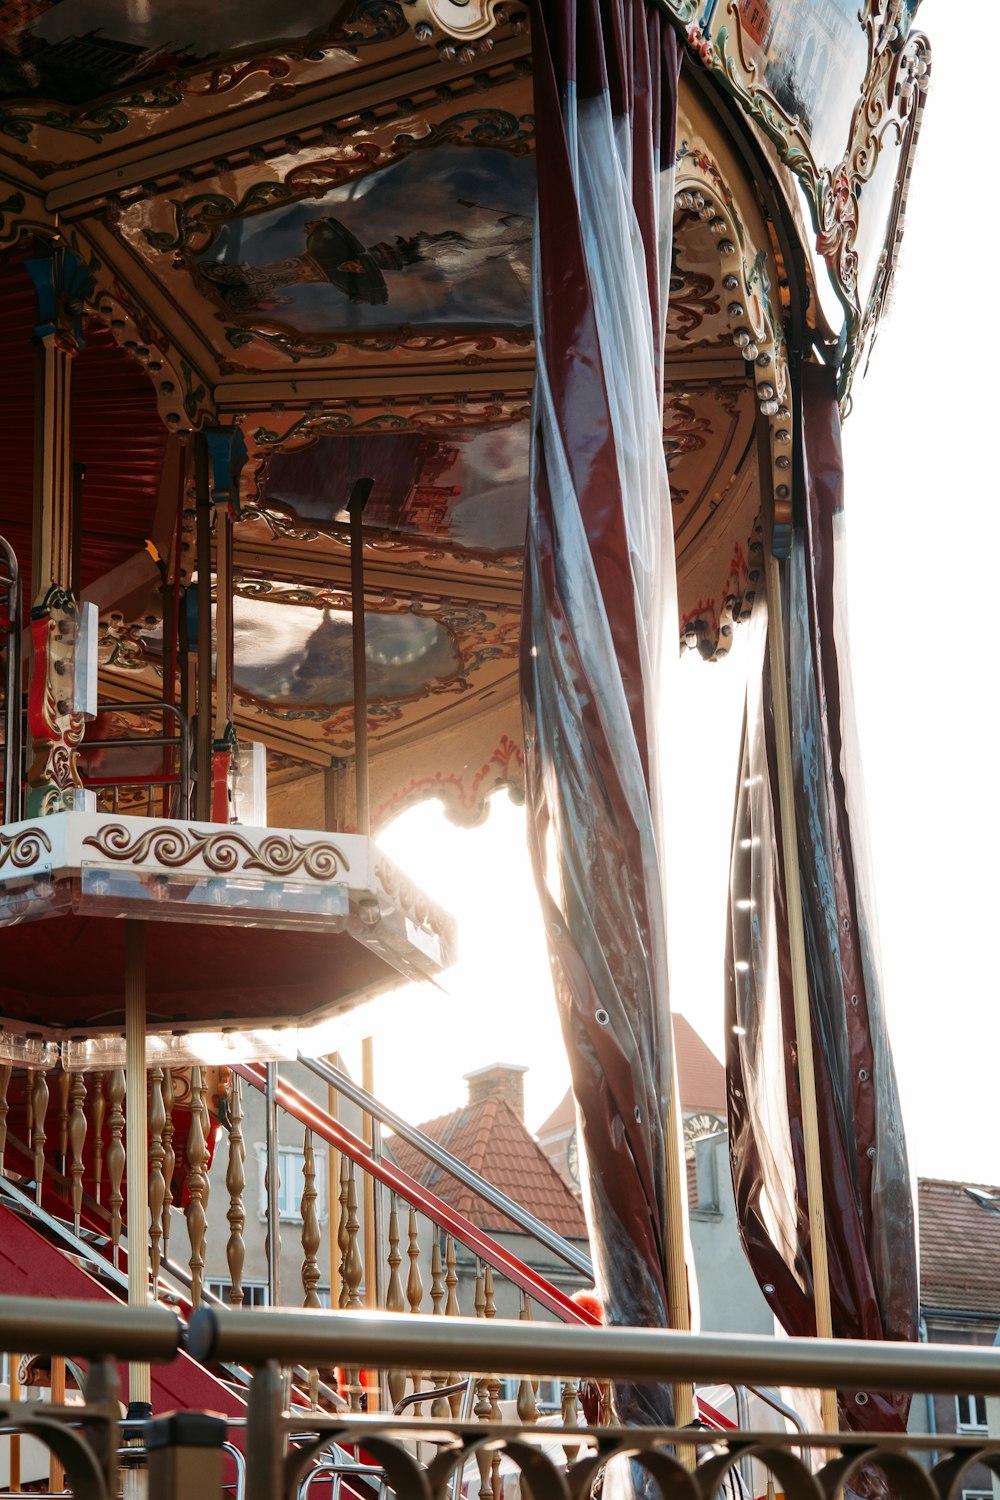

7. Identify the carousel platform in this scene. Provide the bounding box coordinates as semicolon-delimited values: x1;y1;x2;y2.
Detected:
0;812;455;1036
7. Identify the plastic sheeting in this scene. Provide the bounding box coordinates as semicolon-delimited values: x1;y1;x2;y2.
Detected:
520;0;680;1430
726;364;917;1438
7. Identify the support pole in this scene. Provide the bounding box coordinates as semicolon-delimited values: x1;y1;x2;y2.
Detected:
761;421;838;1434
348;479;373;837
193;436;213;822
124;920;152;1500
265;1061;281;1307
24;248;93;818
663;1054;694;1431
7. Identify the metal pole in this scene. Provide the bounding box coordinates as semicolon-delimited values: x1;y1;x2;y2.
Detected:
265;1061;281;1307
298;1053;594;1279
348;478;373;837
760;417;837;1433
188;1308;1000;1398
193;434;213;822
124;920;152;1496
0;536;22;823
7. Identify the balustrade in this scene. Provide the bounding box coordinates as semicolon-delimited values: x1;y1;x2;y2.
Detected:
0;1053;600;1439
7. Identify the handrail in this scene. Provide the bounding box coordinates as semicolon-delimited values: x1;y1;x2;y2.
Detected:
0;531;22;824
0;1293;179;1361
189;1307;1000;1397
298;1054;593;1281
235;1064;595;1327
84;698;191;818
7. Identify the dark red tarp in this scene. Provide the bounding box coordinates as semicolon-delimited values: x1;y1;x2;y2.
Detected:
520;0;680;1430
726;363;918;1438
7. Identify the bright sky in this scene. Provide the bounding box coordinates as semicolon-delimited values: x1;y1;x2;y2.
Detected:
338;1;996;1190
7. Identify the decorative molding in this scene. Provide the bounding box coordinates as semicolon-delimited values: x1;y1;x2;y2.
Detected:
0;826;53;871
372;733;525;831
670;1;929;394
671;159;792;550
81;822;350;880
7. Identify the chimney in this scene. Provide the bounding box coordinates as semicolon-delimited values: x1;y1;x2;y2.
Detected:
464;1062;527;1122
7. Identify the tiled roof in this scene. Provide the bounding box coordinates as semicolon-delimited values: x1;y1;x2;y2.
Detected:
673;1013;726;1115
918;1177;1000;1317
391;1096;588;1239
536;1012;726;1143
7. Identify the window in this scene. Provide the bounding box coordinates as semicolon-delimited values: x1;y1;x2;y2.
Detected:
955;1395;988;1432
206;1278;270;1308
206;1279;333;1309
257;1144;328;1224
498;1376;564;1412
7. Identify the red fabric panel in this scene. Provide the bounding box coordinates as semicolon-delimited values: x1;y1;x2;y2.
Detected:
725;365;918;1450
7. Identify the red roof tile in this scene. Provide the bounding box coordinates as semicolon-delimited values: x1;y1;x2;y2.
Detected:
673;1013;726;1115
918;1177;1000;1317
536;1012;726;1144
392;1096;588;1240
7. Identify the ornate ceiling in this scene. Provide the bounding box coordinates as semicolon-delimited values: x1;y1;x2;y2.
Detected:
0;0;859;829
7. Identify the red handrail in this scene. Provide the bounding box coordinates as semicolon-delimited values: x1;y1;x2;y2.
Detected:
235;1063;597;1327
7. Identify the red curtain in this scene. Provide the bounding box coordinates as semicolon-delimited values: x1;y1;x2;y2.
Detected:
520;0;680;1429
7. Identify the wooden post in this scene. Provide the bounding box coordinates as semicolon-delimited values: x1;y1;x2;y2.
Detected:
761;421;838;1434
664;1052;695;1431
49;1355;66;1492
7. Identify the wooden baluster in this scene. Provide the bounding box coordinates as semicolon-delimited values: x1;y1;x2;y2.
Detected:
56;1068;71;1175
225;1076;246;1307
68;1072;87;1235
474;1264;493;1500
161;1069;176;1260
343;1162;364;1411
106;1068;126;1262
484;1266;503;1498
430;1239;451;1418
0;1063;10;1178
561;1380;581;1466
300;1129;321;1309
299;1127;322;1411
516;1295;538;1426
406;1206;424;1416
337;1153;350;1308
148;1067;166;1294
385;1196;406;1412
24;1068;33;1154
444;1235;462;1417
31;1066;48;1203
200;1076;212;1218
91;1072;106;1206
185;1066;209;1308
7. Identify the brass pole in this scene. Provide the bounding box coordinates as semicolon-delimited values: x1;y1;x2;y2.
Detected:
348;479;373;836
124;921;152;1411
187;1307;1000;1398
663;1052;694;1433
760;416;838;1434
193;435;213;822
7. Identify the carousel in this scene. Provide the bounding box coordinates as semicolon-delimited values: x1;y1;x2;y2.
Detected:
0;0;929;1469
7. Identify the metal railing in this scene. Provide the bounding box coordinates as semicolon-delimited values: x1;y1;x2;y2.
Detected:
3;1297;1000;1500
80;699;191;819
298;1054;594;1281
